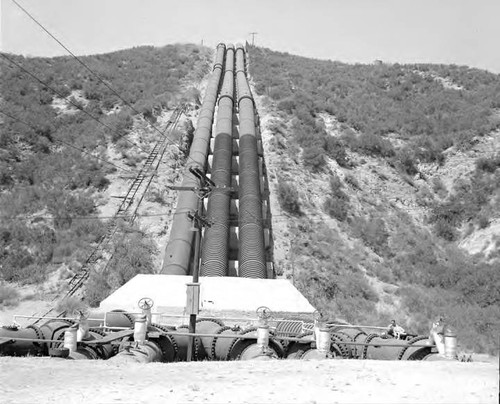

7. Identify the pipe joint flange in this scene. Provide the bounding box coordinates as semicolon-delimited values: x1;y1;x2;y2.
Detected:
26;324;45;341
330;334;350;358
196;318;225;328
361;333;379;359
397;335;429;360
210;325;232;360
151;324;179;358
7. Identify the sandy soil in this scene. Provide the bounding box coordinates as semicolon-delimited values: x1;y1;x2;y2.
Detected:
0;357;497;404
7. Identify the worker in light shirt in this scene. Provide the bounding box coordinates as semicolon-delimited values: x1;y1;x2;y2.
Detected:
387;319;406;339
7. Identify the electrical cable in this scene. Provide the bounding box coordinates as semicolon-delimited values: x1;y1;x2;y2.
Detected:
0;52;150;154
1;22;287;263
0;207;332;225
6;0;226;179
10;0;178;143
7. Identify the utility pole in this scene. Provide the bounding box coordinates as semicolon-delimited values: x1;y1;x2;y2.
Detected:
249;32;258;46
170;166;214;362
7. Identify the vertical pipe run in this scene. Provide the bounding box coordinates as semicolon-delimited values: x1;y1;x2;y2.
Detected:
235;44;267;278
134;315;147;345
201;44;235;277
63;327;77;354
162;44;225;275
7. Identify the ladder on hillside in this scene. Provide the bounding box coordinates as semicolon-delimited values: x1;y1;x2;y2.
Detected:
65;104;185;297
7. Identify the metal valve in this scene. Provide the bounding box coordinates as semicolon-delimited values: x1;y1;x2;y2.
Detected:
138;297;154;310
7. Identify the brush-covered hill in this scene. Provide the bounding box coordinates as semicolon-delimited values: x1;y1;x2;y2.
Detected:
248;46;500;354
0;44;210;310
1;43;499;354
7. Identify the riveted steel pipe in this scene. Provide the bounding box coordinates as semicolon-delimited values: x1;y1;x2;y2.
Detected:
0;325;47;356
162;44;225;275
360;334;435;361
194;318;226;358
235;48;267;279
0;318;114;359
212;326;240;360
109;341;163;364
201;45;235;277
235;43;246;73
330;326;367;359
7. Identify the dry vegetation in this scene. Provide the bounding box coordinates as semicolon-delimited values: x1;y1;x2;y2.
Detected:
0;45;210;309
250;45;500;354
1;44;500;356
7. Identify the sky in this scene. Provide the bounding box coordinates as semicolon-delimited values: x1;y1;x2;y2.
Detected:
1;0;500;73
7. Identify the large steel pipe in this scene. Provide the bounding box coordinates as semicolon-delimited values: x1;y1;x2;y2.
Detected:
194;318;226;358
0;318;114;359
201;45;235;277
162;43;225;275
330;326;367;359
0;325;47;356
235;43;246;73
235;45;266;278
361;334;435;361
109;341;163;364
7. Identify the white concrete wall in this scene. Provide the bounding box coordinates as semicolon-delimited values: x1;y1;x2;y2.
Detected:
99;275;316;320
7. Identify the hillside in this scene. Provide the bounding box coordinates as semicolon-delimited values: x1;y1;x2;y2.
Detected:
1;44;499;354
0;44;210;309
248;46;500;354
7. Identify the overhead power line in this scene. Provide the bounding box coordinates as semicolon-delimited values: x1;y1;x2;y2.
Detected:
0;203;332;224
5;0;199;176
0;53;152;155
7;0;272;234
0;108;133;173
10;0;173;142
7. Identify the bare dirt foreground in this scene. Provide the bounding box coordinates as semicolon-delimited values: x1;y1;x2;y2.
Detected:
0;357;497;404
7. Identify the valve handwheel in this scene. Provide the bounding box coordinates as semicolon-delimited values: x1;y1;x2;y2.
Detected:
138;297;154;310
256;306;272;319
313;310;325;321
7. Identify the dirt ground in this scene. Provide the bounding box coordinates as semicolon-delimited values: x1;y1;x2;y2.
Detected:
0;356;497;404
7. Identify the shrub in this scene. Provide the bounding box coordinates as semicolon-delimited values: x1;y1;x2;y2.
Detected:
355;133;395;157
432;177;447;198
396;148;419;176
277;181;301;215
86;271;111;308
55;296;88;316
352;215;389;256
475;155;500;173
302;146;326;172
323;174;350;221
433;218;457;241
325;137;349;167
0;283;20;307
86;226;157;307
323;196;349;221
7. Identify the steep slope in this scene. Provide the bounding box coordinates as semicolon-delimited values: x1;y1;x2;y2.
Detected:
0;44;211;314
249;46;500;354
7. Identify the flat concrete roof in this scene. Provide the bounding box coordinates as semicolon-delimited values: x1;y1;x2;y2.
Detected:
99;275;316;323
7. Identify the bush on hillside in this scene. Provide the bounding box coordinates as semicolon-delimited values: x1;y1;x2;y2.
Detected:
475;154;500;173
430;164;500;239
277;180;301;215
323;174;350;221
302;146;326;172
0;283;20;307
0;45;208;284
86;226;157;307
249;46;500;166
